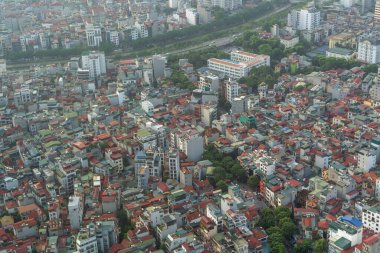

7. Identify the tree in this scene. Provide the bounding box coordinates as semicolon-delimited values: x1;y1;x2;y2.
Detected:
295;239;312;253
267;226;282;235
269;232;286;253
117;208;134;240
362;64;378;73
217;95;231;112
247;175;260;191
315;238;328;253
280;221;296;239
231;164;246;182
279;217;293;226
259;44;273;55
258;208;276;229
216;180;228;192
275;206;291;218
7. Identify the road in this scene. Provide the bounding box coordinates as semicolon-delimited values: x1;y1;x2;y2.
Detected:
7;3;292;69
164;3;292;56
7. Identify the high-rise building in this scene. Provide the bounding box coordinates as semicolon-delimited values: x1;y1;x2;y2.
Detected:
287;4;321;30
76;228;98;253
375;0;380;21
340;0;353;8
152;55;167;80
174;129;204;162
361;0;373;14
225;78;239;103
199;73;219;92
363;205;380;232
68;196;83;230
358;36;380;63
168;150;180;180
271;24;280;38
86;24;102;47
186;8;199;25
81;51;106;80
211;0;242;10
201;104;218;127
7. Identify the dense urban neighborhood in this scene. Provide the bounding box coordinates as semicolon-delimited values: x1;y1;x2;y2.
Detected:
3;0;380;253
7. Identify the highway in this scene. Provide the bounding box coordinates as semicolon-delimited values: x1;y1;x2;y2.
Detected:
164;3;291;56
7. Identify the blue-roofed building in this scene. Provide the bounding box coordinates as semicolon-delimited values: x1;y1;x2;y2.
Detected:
328;216;363;253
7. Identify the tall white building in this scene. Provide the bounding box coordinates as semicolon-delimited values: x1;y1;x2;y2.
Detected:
0;59;6;75
371;137;380;163
225;78;239;103
76;229;98;253
81;51;106;80
358;36;380;63
169;0;178;8
141;100;154;113
175;129;204;162
356;148;376;172
257;156;276;176
152;55;167;80
68;196;83;230
14;83;32;107
86;24;102;47
287;5;321;30
363;205;380;232
211;0;242;10
186;8;199;25
199;74;219;92
340;0;353;8
375;0;380;22
168;150;180;180
107;30;119;46
201;104;218;127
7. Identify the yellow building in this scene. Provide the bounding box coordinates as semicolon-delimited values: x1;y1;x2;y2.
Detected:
328;33;356;49
0;215;14;227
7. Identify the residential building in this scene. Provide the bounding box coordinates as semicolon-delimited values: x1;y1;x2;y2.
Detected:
210;0;242;10
152;54;166;80
76;228;98;253
358;36;380;63
375;0;380;22
186;8;199;25
287;4;321;30
199;73;219;92
168;149;180;181
86;24;102;47
328;216;363;252
225;78;239;103
326;47;355;60
362;233;380;253
68;196;83;230
363;204;380;232
356;148;376;172
12;219;38;240
81;51;106;80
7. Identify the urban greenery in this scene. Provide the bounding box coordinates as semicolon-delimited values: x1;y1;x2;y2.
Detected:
129;1;275;50
258;206;296;253
117;208;134;240
312;55;360;71
203;145;247;190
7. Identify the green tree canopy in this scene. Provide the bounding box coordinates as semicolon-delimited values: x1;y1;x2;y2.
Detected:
247;175;260;191
216;180;228;192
